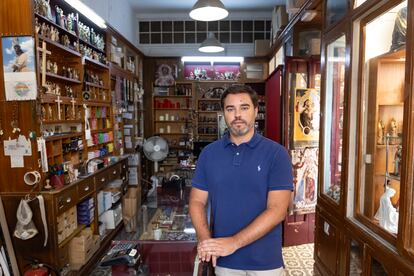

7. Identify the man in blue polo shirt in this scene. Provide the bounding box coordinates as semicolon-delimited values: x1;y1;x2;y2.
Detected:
189;85;293;275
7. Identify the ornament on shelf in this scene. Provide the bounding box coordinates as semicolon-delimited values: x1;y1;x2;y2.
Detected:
377;119;385;144
392;145;402;176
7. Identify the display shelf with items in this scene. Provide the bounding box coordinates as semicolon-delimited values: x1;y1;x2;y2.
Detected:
195;82;235;142
357;45;405;238
152;82;194;172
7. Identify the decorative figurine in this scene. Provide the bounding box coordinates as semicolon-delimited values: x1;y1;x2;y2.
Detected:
377;119;385;144
390;117;398;137
374;186;399;234
393;145;402;176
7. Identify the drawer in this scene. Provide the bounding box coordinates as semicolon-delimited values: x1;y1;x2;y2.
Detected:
108;165;120;181
78;179;94;200
58;243;70;267
56;186;78;215
94;170;109;190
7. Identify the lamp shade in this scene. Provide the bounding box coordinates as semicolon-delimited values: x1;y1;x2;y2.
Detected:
199;32;224;53
189;0;228;21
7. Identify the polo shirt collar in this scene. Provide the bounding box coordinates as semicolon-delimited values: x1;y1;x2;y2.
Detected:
222;131;262;148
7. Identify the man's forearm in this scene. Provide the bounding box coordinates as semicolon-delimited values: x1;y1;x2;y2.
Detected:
232;207;286;250
189;201;211;241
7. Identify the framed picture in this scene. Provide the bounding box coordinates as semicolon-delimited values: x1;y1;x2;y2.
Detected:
293;88;320;147
2;36;37;101
154;63;177;87
291;147;319;214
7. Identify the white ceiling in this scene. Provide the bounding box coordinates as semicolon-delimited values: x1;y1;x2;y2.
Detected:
129;0;285;13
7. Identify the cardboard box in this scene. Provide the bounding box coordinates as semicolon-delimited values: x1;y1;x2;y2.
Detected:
122;187;141;232
68;228;95;268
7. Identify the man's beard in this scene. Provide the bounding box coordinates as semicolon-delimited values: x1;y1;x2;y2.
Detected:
227;119;253;137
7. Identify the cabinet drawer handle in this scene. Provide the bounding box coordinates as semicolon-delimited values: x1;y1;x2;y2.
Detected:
101;177;105;182
122;176;126;181
84;186;90;191
294;228;299;233
113;170;117;175
66;197;72;203
123;165;126;169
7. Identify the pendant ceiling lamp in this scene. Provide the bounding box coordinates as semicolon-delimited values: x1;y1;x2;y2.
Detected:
189;0;229;21
199;32;224;53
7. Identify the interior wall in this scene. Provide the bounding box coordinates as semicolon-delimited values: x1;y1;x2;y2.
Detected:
81;0;136;45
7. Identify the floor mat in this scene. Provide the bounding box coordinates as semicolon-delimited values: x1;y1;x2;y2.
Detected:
283;243;314;276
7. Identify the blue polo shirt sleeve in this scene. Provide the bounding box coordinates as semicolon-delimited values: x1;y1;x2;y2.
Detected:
268;146;293;191
192;149;208;191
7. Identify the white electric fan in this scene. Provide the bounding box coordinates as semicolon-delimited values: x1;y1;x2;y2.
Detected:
143;136;169;172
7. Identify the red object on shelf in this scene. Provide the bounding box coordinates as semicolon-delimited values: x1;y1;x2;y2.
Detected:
24;267;48;276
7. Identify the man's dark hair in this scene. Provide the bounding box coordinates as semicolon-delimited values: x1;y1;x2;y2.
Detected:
220;84;259;109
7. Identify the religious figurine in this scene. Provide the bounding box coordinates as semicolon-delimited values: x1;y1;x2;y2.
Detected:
53;62;58;74
45;0;53;20
48;105;53;119
46;60;52;72
393;145;402;176
377;119;385;144
390;117;398;137
62;66;67;78
374;186;399;234
35;18;41;34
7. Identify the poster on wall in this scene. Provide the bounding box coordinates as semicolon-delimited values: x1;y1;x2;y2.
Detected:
2;36;37;101
154;63;177;87
291;147;318;214
293;88;320;147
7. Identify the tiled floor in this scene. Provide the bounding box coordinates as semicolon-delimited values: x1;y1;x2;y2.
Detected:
283;243;315;276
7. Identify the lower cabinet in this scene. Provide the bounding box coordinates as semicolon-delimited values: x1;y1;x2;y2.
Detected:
1;157;129;275
314;209;340;276
283;212;315;246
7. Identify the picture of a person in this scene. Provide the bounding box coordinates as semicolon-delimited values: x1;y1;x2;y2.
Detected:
12;44;29;72
155;64;175;86
299;98;314;135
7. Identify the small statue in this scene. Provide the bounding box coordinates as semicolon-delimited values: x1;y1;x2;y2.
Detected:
393;145;402;176
390;118;398;137
374;186;399;234
377;119;385;144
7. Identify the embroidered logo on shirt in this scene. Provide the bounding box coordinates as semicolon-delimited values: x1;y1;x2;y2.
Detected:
257;165;261;172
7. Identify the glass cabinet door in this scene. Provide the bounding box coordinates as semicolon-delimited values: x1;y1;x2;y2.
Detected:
355;1;407;238
322;35;346;203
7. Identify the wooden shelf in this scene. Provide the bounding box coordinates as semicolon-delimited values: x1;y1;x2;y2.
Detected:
198;110;220;113
155;120;189;123
91;128;112;133
45;72;82;84
197;122;217;125
198;98;221;101
154;108;191;110
40;94;81;103
38;36;81;57
84;100;112;106
35;12;77;40
42;119;83;124
84;81;109;89
44;133;83;141
83;56;109;70
154;95;192;98
79;37;106;54
154;133;188;135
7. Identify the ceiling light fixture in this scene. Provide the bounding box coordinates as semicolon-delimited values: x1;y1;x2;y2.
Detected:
64;0;107;29
199;32;224;53
189;0;229;21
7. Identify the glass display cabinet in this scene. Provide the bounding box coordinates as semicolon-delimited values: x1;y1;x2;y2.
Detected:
353;0;407;241
322;34;346;204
